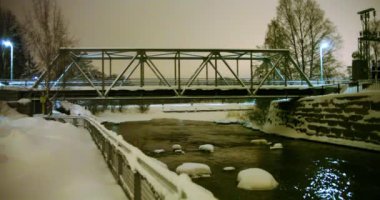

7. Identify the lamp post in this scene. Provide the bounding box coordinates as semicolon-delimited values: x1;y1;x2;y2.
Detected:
319;42;329;83
2;40;14;81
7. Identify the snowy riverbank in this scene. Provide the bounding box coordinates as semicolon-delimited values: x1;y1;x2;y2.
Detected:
0;102;126;200
95;103;253;123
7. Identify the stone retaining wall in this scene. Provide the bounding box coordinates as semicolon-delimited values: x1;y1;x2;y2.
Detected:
265;90;380;148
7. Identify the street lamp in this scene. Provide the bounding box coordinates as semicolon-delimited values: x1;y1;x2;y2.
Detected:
2;40;14;81
320;41;329;83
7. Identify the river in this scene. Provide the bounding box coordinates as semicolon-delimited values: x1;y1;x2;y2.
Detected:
105;118;380;200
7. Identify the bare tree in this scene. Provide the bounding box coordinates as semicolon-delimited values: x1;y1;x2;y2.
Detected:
23;0;74;93
265;0;342;79
262;19;297;80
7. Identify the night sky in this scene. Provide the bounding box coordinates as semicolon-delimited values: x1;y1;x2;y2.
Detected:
2;0;380;67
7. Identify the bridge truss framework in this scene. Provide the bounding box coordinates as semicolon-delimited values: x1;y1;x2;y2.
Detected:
33;48;318;99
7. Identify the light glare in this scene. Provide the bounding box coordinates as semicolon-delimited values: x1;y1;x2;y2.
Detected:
2;40;13;47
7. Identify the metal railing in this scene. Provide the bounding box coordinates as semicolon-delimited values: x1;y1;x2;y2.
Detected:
46;115;215;200
1;78;351;88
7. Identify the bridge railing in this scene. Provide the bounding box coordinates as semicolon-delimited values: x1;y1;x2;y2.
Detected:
45;115;215;200
1;78;352;89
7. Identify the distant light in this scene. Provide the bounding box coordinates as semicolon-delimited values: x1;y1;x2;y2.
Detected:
2;40;13;47
33;76;38;80
320;42;329;49
2;40;14;81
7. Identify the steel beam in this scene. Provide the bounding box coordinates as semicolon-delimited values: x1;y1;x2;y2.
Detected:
252;56;284;95
105;54;138;96
52;62;74;88
206;60;229;86
288;55;313;87
71;58;104;97
217;52;246;87
60;47;290;54
32;54;61;89
102;51;105;95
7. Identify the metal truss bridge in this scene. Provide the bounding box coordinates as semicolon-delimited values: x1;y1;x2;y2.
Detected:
0;48;340;102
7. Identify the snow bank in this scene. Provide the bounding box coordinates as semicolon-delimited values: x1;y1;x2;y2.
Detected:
0;101;27;120
0;113;125;199
96;103;251;123
60;100;92;116
176;163;212;178
17;98;31;105
199;144;214;152
237;168;278;190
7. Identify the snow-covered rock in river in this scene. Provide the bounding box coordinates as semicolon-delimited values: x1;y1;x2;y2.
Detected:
176;162;212;178
172;144;182;150
237;168;278;190
174;149;185;154
250;139;269;145
199;144;214;152
223;166;236;171
270;143;283;150
153;149;165;154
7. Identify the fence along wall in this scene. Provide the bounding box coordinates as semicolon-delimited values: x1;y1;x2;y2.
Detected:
47;115;216;200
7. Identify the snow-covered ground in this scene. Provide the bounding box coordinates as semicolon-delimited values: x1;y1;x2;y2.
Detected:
0;103;126;200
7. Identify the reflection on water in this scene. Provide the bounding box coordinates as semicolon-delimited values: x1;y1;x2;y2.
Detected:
303;157;352;200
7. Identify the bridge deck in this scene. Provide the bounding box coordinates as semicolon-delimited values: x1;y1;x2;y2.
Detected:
0;84;339;101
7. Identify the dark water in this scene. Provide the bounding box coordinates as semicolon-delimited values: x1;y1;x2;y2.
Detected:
105;119;380;200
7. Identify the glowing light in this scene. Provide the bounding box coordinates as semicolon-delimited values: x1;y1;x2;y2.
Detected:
320;42;329;49
2;40;12;47
320;41;330;83
1;40;14;81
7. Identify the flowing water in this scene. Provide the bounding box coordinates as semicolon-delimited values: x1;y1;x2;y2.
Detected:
105;119;380;200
